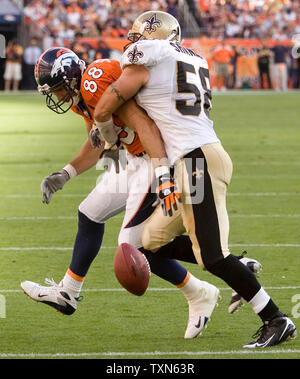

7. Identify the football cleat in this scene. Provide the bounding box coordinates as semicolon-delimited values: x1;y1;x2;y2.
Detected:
243;316;297;348
184;282;220;339
21;278;80;315
228;253;262;314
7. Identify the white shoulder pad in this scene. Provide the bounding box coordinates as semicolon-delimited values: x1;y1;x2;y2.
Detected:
121;40;169;69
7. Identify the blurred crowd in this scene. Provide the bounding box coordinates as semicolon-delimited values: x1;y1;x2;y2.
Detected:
1;0;300;91
23;0;178;49
210;39;300;91
195;0;300;39
22;0;300;44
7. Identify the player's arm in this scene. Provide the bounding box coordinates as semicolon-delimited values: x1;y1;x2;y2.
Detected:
69;121;104;174
94;66;181;216
92;65;150;145
41;120;104;204
94;65;149;123
116;99;169;166
93;65;168;162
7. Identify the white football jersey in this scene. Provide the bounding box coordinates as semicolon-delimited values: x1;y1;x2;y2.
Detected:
121;39;220;165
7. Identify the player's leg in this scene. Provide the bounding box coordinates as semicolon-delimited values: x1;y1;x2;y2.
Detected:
117;154;190;286
176;143;296;347
117;156;220;339
21;165;129;314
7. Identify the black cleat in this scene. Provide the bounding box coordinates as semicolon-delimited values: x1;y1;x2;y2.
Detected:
243;316;297;348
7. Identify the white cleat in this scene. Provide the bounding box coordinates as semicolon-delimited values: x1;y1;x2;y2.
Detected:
228;256;262;314
21;278;79;315
184;283;220;339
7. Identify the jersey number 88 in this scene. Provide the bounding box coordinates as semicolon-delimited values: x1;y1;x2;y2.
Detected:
83;67;104;93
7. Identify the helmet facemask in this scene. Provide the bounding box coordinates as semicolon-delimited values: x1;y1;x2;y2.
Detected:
39;78;81;114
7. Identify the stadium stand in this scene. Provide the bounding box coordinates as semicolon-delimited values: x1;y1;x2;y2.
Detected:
0;0;300;90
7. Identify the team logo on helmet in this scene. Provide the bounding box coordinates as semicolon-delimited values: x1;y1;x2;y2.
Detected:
50;52;79;78
143;14;162;34
127;45;144;64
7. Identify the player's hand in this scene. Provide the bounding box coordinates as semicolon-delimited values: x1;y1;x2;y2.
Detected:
156;168;181;216
99;141;126;174
89;127;103;148
41;170;70;204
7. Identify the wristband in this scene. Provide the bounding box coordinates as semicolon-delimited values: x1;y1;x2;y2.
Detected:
155;165;170;178
63;164;77;179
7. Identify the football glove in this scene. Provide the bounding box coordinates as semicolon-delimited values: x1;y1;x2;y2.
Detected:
41;169;70;204
156;167;181;216
89;127;103;148
99;141;126;174
89;118;119;148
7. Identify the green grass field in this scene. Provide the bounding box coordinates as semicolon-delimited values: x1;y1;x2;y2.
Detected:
0;91;299;360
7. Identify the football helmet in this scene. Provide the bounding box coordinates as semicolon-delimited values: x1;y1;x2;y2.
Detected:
35;47;86;114
127;11;181;44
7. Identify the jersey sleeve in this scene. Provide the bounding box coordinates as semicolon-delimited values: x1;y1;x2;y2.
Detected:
80;59;122;109
121;40;168;69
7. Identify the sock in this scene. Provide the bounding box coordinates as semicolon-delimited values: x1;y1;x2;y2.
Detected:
69;210;105;277
177;272;205;302
141;248;187;286
249;288;283;322
60;269;85;298
248;287;270;314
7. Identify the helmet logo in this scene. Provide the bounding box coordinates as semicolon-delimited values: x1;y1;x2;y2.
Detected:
142;14;162;34
50;52;78;78
127;46;144;64
56;48;70;57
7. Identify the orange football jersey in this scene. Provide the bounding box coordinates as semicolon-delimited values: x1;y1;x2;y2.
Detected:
71;58;144;155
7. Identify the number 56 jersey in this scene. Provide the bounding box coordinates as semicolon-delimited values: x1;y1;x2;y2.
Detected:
121;40;220;165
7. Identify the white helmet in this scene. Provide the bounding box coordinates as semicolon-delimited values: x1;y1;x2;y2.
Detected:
128;11;181;44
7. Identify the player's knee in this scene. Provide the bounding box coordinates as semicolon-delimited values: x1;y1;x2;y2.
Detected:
78;201;104;223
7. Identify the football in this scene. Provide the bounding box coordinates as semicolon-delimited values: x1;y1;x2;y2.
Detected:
114;243;151;296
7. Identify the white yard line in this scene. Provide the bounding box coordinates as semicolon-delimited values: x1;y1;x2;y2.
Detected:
1;243;299;252
1;214;300;221
0;349;299;358
1;285;300;294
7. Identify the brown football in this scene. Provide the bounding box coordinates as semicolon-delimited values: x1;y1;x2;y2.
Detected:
114;243;151;296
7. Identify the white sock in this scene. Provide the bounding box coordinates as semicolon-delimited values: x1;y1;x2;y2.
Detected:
249;287;270;314
60;269;85;298
177;272;205;302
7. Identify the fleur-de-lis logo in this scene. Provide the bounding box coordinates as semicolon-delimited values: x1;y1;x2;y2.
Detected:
127;45;144;64
143;14;162;34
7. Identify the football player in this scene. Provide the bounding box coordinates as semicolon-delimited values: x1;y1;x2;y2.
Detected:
92;11;297;347
21;47;221;339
